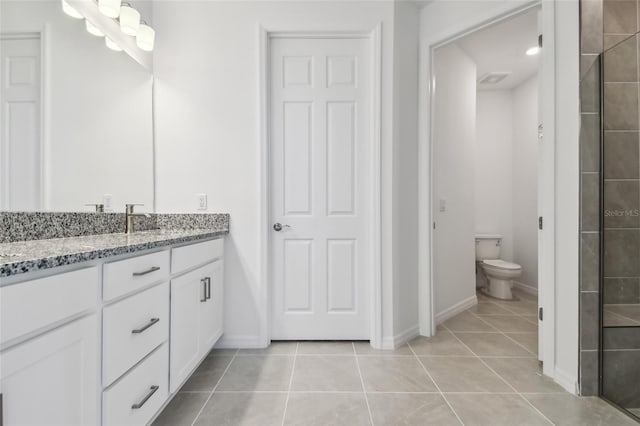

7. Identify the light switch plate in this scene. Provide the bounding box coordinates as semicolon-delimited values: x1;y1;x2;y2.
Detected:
196;193;207;211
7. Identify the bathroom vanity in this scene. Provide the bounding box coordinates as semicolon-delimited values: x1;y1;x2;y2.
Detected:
0;216;229;426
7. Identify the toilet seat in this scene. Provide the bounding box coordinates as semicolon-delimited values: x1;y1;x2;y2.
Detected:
482;259;521;270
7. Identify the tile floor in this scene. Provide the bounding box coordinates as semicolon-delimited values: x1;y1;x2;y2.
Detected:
153;290;638;425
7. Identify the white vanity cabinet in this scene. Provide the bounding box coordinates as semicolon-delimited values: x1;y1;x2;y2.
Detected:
169;239;224;393
0;235;225;426
0;267;100;426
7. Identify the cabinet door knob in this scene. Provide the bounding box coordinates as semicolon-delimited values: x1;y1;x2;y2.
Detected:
273;223;291;232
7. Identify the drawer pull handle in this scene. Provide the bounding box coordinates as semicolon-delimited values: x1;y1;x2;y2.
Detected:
131;318;160;334
131;385;159;409
200;278;207;302
132;266;161;277
205;277;211;300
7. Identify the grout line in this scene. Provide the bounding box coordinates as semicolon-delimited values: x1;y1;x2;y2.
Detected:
190;348;239;426
441;323;556;426
408;341;465;425
281;342;299;426
353;342;375;426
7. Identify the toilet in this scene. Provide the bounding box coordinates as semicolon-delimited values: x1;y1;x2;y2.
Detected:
475;234;522;300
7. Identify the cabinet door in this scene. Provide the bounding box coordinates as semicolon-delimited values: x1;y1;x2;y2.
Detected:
169;269;204;393
0;315;99;426
199;260;224;358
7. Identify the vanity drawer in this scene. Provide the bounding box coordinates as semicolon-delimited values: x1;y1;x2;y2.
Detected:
171;238;223;274
103;282;169;386
1;266;98;346
103;343;169;426
103;250;169;301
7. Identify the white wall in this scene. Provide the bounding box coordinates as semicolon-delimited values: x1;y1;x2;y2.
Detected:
432;43;477;318
512;76;539;289
392;1;420;341
0;0;154;212
475;90;514;262
152;1;401;348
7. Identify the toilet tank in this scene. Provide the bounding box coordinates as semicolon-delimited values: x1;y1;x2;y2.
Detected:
475;234;502;261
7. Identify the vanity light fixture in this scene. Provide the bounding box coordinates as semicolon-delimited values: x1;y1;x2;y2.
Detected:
85;19;105;37
98;0;122;19
119;3;141;36
136;21;155;52
61;0;83;19
526;46;540;56
105;36;123;51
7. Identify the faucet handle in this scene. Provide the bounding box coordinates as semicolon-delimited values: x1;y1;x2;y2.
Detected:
125;203;144;213
85;203;105;213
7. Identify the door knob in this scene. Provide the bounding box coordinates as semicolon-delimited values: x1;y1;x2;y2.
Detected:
273;223;291;232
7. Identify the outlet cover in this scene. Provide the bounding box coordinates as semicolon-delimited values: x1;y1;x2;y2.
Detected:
196;193;207;211
103;194;113;212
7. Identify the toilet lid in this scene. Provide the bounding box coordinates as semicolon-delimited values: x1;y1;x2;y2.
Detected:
483;259;521;270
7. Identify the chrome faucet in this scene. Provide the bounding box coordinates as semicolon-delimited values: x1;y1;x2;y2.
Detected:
125;204;151;234
85;203;105;213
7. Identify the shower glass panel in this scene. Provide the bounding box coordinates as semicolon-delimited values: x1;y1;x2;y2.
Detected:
601;33;640;420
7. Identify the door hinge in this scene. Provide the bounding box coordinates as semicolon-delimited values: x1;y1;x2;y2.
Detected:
433;222;436;230
538;34;543;48
538;216;543;230
539;307;543;321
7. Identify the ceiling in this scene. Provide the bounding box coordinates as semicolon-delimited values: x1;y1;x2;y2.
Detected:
455;8;540;91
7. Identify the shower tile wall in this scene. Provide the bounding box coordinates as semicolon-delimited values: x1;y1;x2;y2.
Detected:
580;0;640;397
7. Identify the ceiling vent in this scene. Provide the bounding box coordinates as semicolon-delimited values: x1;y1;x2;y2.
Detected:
478;72;512;85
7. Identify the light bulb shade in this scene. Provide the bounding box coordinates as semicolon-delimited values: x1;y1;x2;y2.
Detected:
85;19;105;37
98;0;121;18
136;23;155;52
62;0;83;19
105;37;122;51
119;5;141;36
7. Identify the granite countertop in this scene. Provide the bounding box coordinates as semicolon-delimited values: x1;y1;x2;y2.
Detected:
0;228;228;278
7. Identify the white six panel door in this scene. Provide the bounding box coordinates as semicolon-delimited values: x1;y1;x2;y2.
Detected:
0;36;41;211
270;37;371;340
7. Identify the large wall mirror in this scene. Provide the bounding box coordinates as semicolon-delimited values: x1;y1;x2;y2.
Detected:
0;0;154;213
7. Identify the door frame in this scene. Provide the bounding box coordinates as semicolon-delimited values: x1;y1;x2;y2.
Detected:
258;25;383;348
0;29;49;210
418;0;557;377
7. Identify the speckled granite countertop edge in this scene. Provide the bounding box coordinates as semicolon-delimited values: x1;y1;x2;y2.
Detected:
0;228;229;279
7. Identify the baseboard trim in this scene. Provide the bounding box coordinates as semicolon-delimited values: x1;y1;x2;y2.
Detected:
554;367;578;395
435;295;478;325
215;335;266;349
389;324;420;349
513;281;538;296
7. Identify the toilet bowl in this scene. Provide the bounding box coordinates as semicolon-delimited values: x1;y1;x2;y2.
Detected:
481;259;522;300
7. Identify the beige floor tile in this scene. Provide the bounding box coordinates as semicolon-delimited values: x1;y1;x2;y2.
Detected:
525;394;639;426
482;358;564;393
467;303;515;316
238;341;298;355
283;393;370;426
358;356;437;392
180;355;233;392
354;341;413;356
512;289;538;303
217;356;294;391
420;356;511;392
505;333;538;354
207;348;238;357
194;392;287;426
297;341;356;355
152;392;209;426
291;355;362;391
409;332;474;356
445;394;551;426
522;315;540;325
367;393;461;426
494;300;538;316
455;332;535;357
480;315;538;332
443;311;498;332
